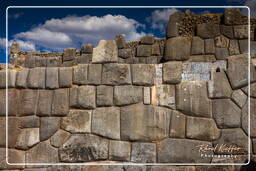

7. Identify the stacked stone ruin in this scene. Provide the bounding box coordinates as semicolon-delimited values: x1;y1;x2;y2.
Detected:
0;8;256;171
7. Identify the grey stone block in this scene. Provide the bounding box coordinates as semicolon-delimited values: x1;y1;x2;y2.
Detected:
114;86;143;106
118;49;132;59
69;86;79;108
158;138;212;163
96;85;113;106
197;23;220;38
0;89;20;116
188;55;216;62
204;39;215;54
81;44;93;54
50;129;71;148
151;43;161;56
15;128;40;150
73;64;88;85
169;111;186;138
109;140;131;161
46;57;61;67
61;110;91;133
46;67;59;89
0;70;5;88
92;107;120;140
63;48;76;61
19;89;38;116
40;117;60;141
229;39;240;55
77;54;92;64
186;117;220;141
131;64;155;86
164;37;191;61
87;64;102;85
16;69;29;88
121;104;170;141
27;67;46;89
35;57;47;67
20;116;40;128
232;89;247;108
116;34;126;49
102;63;131;85
62;59;77;67
37;90;53;116
25;55;36;68
215;47;229;60
213;99;241;128
59;67;73;88
51;89;69;116
152;84;176;109
234;25;248;39
136;45;152;57
59;134;108;162
131;142;156;163
143;87;151;105
163;61;182;84
140;35;154;45
92;40;118;63
0;70;17;88
191;36;204;55
78;86;96;109
166;11;184;38
242;98;256;137
220;25;234;38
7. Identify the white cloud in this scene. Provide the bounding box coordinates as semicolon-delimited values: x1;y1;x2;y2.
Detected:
0;38;35;52
14;14;146;51
146;8;177;33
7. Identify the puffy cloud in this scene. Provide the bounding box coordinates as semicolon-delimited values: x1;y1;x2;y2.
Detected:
14;14;146;51
0;37;35;52
146;8;177;33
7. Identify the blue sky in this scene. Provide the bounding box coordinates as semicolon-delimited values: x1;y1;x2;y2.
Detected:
0;0;254;63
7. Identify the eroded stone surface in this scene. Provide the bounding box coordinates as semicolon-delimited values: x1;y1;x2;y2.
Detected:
50;129;71;148
114;86;143;106
163;61;182;84
59;134;108;162
92;40;118;63
131;142;156;163
16;128;40;150
40;117;60;141
51;89;69;116
131;64;155;85
109;140;131;161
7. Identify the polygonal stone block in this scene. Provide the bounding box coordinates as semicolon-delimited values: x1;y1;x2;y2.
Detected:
131;64;155;86
40;117;60;141
163;61;182;84
73;64;88;85
51;89;69;116
136;45;152;57
191;36;204;55
197;23;220;38
109;140;131;161
96;85;113;106
37;90;53;116
140;35;154;45
92;40;118;63
63;48;76;61
131;142;156;163
114;86;143;106
46;67;59;89
16;69;29;88
87;64;102;85
19;89;38;116
59;67;73;88
27;67;46;89
77;86;96;109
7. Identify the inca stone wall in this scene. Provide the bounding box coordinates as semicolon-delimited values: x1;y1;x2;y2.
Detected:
0;8;256;171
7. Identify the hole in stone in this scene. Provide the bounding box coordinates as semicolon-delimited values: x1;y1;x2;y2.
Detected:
216;68;220;72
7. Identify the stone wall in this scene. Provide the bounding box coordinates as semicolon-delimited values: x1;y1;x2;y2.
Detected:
0;8;256;171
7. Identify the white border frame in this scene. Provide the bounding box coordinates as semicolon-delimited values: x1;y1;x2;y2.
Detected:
5;5;251;166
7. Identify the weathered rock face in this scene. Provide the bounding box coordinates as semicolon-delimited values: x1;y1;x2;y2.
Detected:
0;148;25;169
109;140;131;161
197;23;220;38
163;61;182;84
164;37;191;61
169;111;186;138
166;11;184;38
131;142;156;163
191;36;204;55
186;117;220;141
158;138;213;163
92;107;120;140
59;134;108;162
96;85;113;106
63;48;76;61
114;86;143;106
40;117;60;141
231;89;247;108
131;64;155;85
15;128;40;150
92;40;118;63
152;85;176;109
61;110;91;133
241;99;256;137
51;89;69;116
120;104;170;141
212;99;241;128
224;8;243;25
50;129;71;148
176;82;212;117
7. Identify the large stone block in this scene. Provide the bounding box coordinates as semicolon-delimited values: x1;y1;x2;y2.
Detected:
19;89;38;116
227;54;256;89
15;128;40;150
121;104;170;141
166;11;184;38
118;48;132;59
102;63;131;85
169;111;186;138
131;64;155;85
96;85;113;106
50;129;71;148
220;25;234;38
114;86;143;106
77;54;92;64
158;138;212;163
78;86;96;109
16;69;29;88
176;82;212;117
0;70;16;88
51;89;69;116
1;118;21;148
109;140;131;161
61;110;91;133
59;67;73;88
81;44;93;54
26;141;59;163
186;117;220;141
234;25;248;39
92;107;120;140
0;89;20;116
231;89;247;108
87;64;102;85
131;142;156;163
215;47;229;60
27;67;46;89
0;148;25;169
141;35;154;45
92;40;118;63
204;39;215;54
59;134;108;162
63;48;76;61
73;64;88;85
37;90;53;116
152;85;175;109
163;61;182;84
136;45;152;57
197;23;220;38
164;37;191;61
40;117;60;141
208;70;232;98
191;36;204;55
46;67;59;89
213;128;248;154
212;99;241;128
242;99;256;137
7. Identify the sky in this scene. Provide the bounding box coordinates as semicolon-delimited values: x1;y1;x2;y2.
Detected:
0;0;254;63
